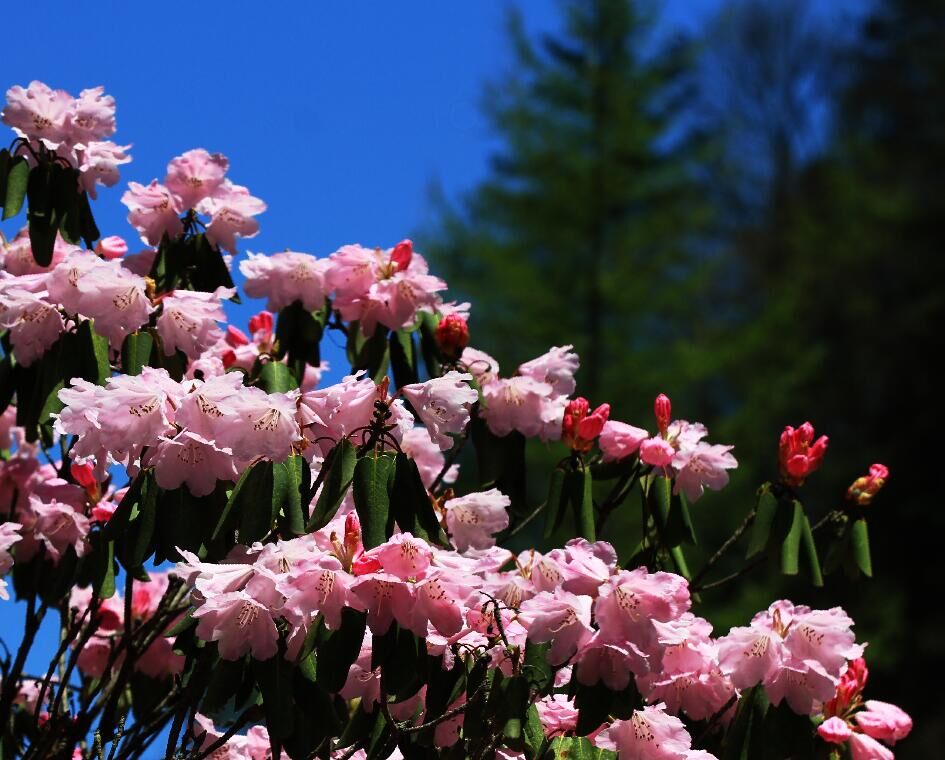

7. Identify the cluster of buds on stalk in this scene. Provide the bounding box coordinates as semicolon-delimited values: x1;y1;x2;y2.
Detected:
779;422;829;486
846;464;889;506
562;397;610;453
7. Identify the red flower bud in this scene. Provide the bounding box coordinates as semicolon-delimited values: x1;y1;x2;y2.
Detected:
70;462;100;500
391;239;413;272
248;310;274;338
435;314;470;359
778;422;828;486
563;397;610;453
225;326;250;347
654;393;672;436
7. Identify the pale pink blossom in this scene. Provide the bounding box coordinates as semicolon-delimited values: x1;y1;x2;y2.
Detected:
443;489;510;552
122;180;183;246
640;436;675;467
672;442;738;502
212;386;301;463
78;141;132;197
165;149;229;209
240;250;333;311
363;533;434;580
198;180;266;254
518;345;579;397
147;432;239;497
480;376;566;441
96;235;128;260
849;732;895;760
461;347;500;387
2;81;73;146
28;496;90;562
192;576;283;661
518;589;594;665
574;633;649;688
594;703;713;760
401;427;458;487
599;420;649;462
536;694;578;737
400;372;477;449
157;288;231;359
69;86;116;144
0;285;64;366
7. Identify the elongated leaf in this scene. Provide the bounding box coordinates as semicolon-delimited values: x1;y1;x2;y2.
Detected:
279;455;305;535
213;461;274;542
800;514;824;587
26;163;59;266
308;438;357;530
569;467;595;541
275;301;323;376
546;737;616;759
118;472;158;575
417;311;442;379
523;704;546;760
543;467;568;539
2;155;29;220
850;518;873;578
252;656;295;740
780;501;804;576
746;487;778;558
316;608;367;693
349;325;390;382
89;532;116;600
391;453;445;543
390;329;418;389
353;451;396;549
121;331;154;376
258;360;298;393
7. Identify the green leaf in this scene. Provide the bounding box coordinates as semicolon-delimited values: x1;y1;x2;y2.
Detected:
316;608;367;693
349;324;391;382
89;532;116;600
279;455;306;536
121;331;154;376
391;453;445;543
117;472;158;574
418;311;442;379
390;329;419;388
370;624;424;700
308;438;357;530
275;301;323;377
850;518;873;578
190;233;237;294
258;361;298;393
546;737;616;759
543;467;568;540
470;412;527;518
569;466;595;541
649;475;697;548
800;513;824;587
499;675;530;740
353;451;397;549
26;163;60;266
201;658;246;714
77;190;99;248
746;487;778;558
213;461;276;543
780;501;804;576
77;319;111;385
523;704;546;760
2;155;28;220
252;656;295;740
523;641;552;692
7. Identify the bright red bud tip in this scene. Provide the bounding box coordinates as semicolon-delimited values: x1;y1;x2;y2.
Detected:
248;310;274;337
654;393;672;436
435;314;470;359
391;239;413;272
225;325;250;347
70;462;99;500
778;422;828;487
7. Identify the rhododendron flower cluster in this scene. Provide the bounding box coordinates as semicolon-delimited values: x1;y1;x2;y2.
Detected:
0;81;911;760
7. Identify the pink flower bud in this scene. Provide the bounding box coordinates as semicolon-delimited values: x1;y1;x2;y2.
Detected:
225;325;250;347
95;235;128;260
435;314;469;359
817;716;853;744
70;462;98;494
654;393;671;436
390;239;413;271
778;422;829;486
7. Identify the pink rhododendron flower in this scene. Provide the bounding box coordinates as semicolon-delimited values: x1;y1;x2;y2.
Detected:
240;250;333;311
212;385;301;463
594;703;715;760
672;442;738;502
28;496;90;563
69;86;116;144
0;284;64;366
192;577;283;661
847;464;890;506
518;588;594;665
165;148;229;209
401;427;458;487
156;287;232;358
536;694;578;737
518;345;579;397
481;376;567;441
443;488;510;552
2;81;74;146
122;180;184;246
364;533;434;580
78;141;132;197
599;420;649;462
849;733;895;760
562;397;610;452
147;431;239;497
400;372;477;449
198;180;266;254
461;347;500;386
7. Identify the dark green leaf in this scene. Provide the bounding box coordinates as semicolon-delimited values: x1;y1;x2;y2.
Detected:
121;331;154;376
26;163;59;266
2;155;28;220
543;467;568;539
279;455;306;536
569;466;595;541
316;609;367;693
746;487;778;559
545;737;615;759
252;656;295;740
349;324;391;382
258;361;298;393
275;301;323;376
391;453;445;544
353;451;397;549
418;311;442;379
850;518;873;578
308;438;357;530
780;501;804;576
390;329;419;389
800;513;824;587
